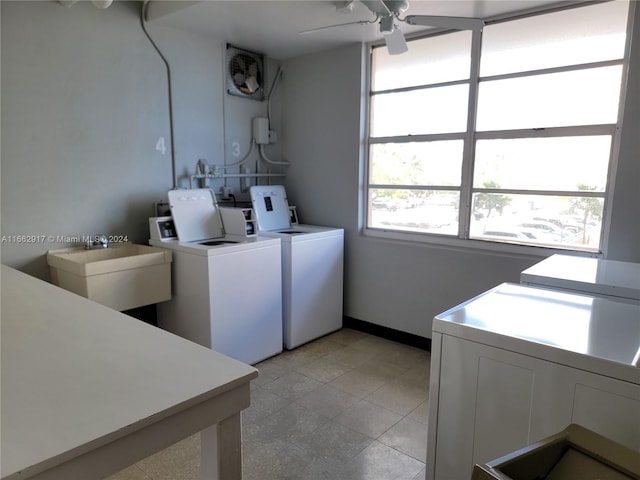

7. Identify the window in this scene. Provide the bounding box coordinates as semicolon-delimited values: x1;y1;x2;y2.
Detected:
366;1;630;252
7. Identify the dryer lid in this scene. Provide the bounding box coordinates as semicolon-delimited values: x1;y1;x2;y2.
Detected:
250;185;292;232
168;189;224;242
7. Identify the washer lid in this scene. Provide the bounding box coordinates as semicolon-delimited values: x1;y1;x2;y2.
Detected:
168;189;224;242
250;185;292;232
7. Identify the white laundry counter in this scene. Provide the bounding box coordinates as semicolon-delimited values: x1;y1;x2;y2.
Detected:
1;265;257;480
521;254;640;301
426;282;640;480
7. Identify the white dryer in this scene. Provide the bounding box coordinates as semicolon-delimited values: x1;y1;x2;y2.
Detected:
149;189;283;365
250;185;344;349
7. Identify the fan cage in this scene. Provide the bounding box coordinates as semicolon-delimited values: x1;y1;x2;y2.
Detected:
226;45;265;101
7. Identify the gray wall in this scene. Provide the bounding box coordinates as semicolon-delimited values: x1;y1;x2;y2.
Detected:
607;3;640;262
2;1;170;276
1;1;281;279
2;1;638;338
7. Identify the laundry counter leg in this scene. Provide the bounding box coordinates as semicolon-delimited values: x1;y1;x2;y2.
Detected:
200;413;243;480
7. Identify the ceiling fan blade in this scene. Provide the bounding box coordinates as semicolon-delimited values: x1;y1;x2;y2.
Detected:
299;19;376;35
404;15;484;32
384;27;408;55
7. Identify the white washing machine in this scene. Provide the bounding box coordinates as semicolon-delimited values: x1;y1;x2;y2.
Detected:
250;185;344;349
149;189;283;365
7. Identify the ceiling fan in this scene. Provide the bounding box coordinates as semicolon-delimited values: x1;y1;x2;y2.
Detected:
300;0;484;55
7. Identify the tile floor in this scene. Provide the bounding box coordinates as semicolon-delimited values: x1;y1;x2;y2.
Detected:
108;328;430;480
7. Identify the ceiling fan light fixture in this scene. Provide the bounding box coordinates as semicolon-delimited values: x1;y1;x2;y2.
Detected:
383;26;408;55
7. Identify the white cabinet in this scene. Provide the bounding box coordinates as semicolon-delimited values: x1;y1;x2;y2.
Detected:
426;283;640;480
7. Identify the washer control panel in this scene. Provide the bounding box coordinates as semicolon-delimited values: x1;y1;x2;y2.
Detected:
149;216;178;242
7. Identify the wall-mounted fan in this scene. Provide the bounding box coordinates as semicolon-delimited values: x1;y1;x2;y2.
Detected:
226;45;265;101
301;0;484;55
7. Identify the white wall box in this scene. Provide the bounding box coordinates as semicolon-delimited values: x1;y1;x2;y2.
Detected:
426;283;640;480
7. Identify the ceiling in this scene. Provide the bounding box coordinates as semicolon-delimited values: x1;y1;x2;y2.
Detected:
146;0;564;60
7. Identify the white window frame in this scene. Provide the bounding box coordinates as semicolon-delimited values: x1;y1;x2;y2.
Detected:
363;2;633;257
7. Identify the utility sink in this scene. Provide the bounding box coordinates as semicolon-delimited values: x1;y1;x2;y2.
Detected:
47;243;172;311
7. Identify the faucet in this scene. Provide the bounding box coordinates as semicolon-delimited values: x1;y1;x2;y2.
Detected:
85;235;109;250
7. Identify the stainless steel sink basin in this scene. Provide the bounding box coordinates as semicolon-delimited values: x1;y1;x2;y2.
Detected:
47;243;172;311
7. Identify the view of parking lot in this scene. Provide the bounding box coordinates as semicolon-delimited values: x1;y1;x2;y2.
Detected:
369;190;602;251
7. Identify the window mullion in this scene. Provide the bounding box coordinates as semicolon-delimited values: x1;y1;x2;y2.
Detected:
371;78;471;96
459;28;483;238
479;58;624;83
369;132;466;144
472;188;606;197
370;184;462;192
474;124;616;140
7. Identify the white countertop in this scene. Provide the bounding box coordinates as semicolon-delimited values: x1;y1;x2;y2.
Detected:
1;265;258;479
434;283;640;384
521;254;640;300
